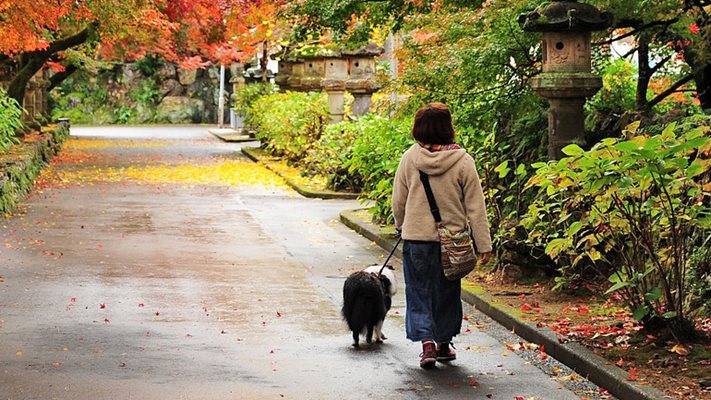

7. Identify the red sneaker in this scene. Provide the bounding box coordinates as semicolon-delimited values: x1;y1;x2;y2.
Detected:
420;341;437;368
437;342;456;362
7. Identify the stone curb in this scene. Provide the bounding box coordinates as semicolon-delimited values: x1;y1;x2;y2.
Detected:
207;129;256;143
339;208;667;400
241;147;359;200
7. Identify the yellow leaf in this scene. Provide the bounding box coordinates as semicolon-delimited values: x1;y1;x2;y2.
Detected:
669;344;690;356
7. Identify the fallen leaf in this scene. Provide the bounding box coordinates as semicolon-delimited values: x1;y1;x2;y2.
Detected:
669;344;690;356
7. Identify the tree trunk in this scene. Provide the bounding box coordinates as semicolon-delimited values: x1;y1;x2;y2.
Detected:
635;34;651;110
48;64;79;91
7;55;47;105
5;27;91;105
693;64;711;111
261;41;269;83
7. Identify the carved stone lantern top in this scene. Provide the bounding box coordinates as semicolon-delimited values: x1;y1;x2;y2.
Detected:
518;0;613;33
343;42;385;57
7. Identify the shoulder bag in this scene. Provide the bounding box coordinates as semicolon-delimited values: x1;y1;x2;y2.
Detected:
419;170;478;280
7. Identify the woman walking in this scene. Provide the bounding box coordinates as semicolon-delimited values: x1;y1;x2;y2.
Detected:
392;102;492;368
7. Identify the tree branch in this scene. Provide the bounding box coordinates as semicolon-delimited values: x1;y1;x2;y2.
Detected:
647;74;694;109
596;18;679;46
6;26;93;105
48;64;79;91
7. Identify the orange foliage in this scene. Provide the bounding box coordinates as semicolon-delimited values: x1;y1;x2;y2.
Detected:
0;0;90;54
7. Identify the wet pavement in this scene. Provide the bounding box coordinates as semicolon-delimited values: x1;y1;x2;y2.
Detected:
1;126;594;399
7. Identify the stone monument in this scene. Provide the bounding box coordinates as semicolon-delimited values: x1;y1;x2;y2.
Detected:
345;43;384;116
300;56;326;92
519;0;613;159
322;56;349;123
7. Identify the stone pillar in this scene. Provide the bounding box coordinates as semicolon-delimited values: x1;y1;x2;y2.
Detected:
519;0;613;160
230;63;246;93
300;57;325;92
287;61;304;92
23;79;38;122
275;60;293;91
345;43;384;116
347;56;379;116
322;57;348;123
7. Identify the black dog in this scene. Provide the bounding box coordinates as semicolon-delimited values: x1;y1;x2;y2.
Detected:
342;265;397;348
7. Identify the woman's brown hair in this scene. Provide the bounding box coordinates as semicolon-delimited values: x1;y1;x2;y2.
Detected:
412;102;455;145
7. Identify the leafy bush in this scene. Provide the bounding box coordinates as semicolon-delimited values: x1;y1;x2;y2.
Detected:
250;91;329;161
344;115;413;223
0;88;23;153
304;119;362;192
232;83;277;124
522;119;711;340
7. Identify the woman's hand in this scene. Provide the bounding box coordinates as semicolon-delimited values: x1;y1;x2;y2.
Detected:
479;252;492;265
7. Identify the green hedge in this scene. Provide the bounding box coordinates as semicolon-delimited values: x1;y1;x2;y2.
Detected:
250;91;329;162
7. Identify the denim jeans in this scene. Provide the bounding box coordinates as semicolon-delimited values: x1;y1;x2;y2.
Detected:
402;240;462;343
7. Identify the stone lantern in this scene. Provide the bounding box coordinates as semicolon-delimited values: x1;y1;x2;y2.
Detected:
322;56;349;124
275;59;293;91
287;61;305;92
519;0;613;160
345;43;384;116
300;56;326;92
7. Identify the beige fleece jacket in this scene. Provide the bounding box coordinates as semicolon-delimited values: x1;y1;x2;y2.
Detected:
392;143;492;253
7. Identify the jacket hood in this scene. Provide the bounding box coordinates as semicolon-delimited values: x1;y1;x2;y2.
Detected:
409;144;466;176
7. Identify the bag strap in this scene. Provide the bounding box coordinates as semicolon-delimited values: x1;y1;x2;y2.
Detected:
418;170;442;223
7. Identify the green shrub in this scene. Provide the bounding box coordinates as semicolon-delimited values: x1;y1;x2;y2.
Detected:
304;119;362;192
522;118;711;340
344;115;413;223
0;88;23;153
250;91;329;161
232;83;277;126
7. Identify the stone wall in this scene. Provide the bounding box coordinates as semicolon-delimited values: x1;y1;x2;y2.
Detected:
51;61;233;125
0;122;70;213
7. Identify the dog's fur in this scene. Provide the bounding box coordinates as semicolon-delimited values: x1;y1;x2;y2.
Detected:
342;265;398;347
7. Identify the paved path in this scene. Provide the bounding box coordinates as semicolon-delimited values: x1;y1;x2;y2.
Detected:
1;127;592;399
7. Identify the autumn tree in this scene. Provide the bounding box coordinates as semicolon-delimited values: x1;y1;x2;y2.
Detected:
0;0;155;105
225;0;287;82
0;0;256;108
592;0;706;110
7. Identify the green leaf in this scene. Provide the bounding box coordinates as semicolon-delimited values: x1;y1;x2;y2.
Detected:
494;161;511;179
515;163;527;177
661;311;677;319
614;141;640;152
562;144;585;156
644;287;662;302
567;221;583;236
605;280;631;294
632;305;649;320
686;159;706;178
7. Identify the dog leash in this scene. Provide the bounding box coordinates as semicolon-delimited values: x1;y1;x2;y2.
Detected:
377;236;402;277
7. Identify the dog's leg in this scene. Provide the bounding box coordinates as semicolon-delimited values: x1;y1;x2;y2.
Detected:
366;326;374;344
352;331;360;348
374;320;385;343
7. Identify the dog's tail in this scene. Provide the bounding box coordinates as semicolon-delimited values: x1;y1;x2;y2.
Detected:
342;274;386;333
343;295;380;333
